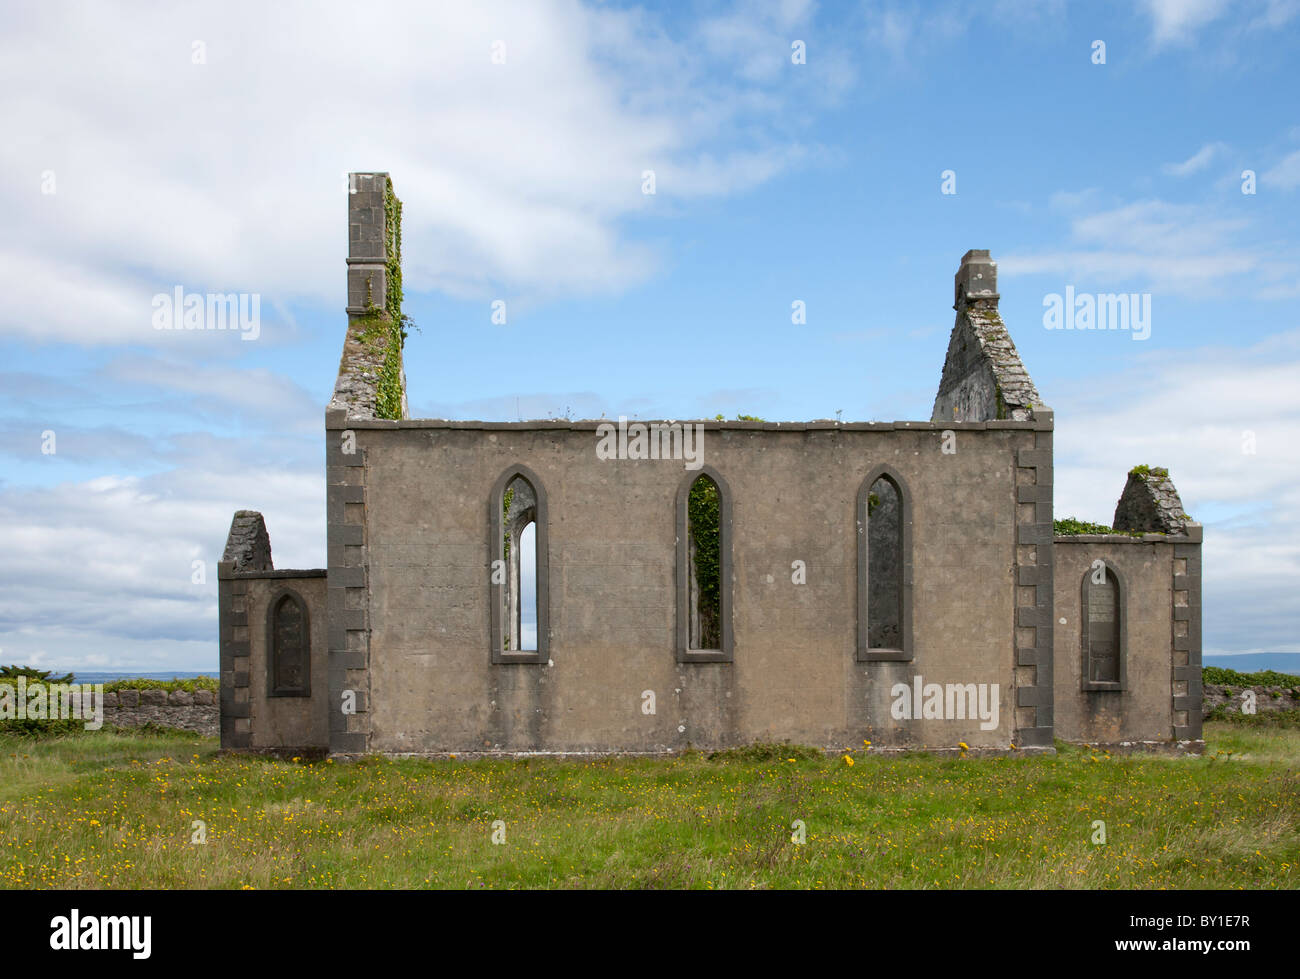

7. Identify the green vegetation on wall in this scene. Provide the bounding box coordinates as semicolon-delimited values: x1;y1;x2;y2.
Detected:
1128;464;1169;480
364;177;412;421
1053;517;1116;535
688;476;721;648
1053;517;1153;537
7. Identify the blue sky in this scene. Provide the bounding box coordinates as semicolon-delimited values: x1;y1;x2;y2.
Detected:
0;0;1297;671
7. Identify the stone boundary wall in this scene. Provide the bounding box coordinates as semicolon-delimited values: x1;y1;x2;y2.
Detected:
55;688;218;736
1204;684;1299;714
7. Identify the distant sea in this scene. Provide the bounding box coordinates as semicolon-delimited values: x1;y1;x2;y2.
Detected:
1202;653;1300;675
64;670;216;684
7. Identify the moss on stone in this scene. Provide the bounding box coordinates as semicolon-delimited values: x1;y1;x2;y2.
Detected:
1054;516;1148;537
1128;464;1170;480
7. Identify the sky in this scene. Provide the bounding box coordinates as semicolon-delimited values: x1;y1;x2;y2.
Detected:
0;0;1296;672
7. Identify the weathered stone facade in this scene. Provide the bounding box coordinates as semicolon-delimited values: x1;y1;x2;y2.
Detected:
216;174;1204;757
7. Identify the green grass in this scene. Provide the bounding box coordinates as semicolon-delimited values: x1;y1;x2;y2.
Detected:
0;725;1296;889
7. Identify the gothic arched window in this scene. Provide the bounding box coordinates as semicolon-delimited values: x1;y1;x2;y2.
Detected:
1081;561;1126;691
490;465;549;664
676;466;733;662
268;589;311;697
857;466;913;662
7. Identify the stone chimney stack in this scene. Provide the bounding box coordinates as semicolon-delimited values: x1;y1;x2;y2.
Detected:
329;172;408;420
953;248;999;310
345;172;392;316
932;249;1040;422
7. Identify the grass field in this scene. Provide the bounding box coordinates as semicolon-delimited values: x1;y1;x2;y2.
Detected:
1;722;1296;889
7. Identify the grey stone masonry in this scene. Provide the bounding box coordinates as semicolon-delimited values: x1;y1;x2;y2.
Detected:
1173;529;1204;742
932;250;1043;423
218;567;252;749
222;510;272;572
60;689;219;737
325;410;371;755
1014;409;1055;748
1113;467;1193;534
1205;684;1299;713
345;172;389;312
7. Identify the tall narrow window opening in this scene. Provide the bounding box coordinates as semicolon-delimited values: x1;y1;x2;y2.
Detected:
268;589;310;697
687;474;721;650
675;465;732;662
857;466;913;662
1082;562;1125;690
490;465;549;664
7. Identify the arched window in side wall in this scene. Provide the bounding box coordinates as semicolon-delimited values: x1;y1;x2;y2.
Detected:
490;465;549;664
676;466;732;662
1081;561;1126;691
857;467;913;662
268;590;311;697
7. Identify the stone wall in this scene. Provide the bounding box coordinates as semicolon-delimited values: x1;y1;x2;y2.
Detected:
217;511;329;752
101;688;218;736
52;688;218;736
218;567;329;751
324;415;1050;755
1052;530;1203;747
1203;684;1299;714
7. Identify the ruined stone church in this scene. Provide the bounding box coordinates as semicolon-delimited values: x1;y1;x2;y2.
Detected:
218;173;1203;757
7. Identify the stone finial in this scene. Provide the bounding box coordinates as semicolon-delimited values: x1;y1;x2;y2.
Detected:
1112;467;1193;535
222;510;273;572
932;250;1042;423
954;249;999;310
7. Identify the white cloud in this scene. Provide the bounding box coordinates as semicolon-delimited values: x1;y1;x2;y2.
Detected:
1144;0;1235;45
1163;141;1227;176
1051;330;1300;652
1263;149;1300;190
1000;197;1294;298
1144;0;1300;45
0;0;833;345
0;459;323;670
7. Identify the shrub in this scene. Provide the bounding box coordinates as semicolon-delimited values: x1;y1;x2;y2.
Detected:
707;742;824;763
0;664;73;684
101;676;218;694
1202;666;1300;692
